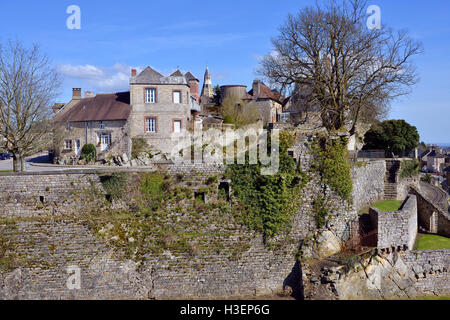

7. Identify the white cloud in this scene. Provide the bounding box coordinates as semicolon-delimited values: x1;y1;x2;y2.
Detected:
58;63;138;93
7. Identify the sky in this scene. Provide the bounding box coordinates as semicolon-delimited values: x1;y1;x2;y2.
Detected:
0;0;449;143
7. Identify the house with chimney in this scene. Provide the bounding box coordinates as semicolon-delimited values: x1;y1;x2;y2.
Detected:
52;67;201;164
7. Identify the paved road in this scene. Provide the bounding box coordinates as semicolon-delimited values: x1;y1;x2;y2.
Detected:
420;181;448;210
0;154;65;172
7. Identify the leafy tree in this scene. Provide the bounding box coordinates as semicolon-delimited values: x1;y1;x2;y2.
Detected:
212;85;221;106
259;0;422;134
363;120;420;156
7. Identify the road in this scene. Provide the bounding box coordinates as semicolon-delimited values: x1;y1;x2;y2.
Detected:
0;154;65;172
420;181;448;211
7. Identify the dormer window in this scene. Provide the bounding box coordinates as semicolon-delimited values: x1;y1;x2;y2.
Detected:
145;88;156;103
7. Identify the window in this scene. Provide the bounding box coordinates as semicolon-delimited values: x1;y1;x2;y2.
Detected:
66;122;71;131
100;121;104;129
173;91;181;104
145;117;157;133
64;139;72;150
173;119;182;133
145;88;156;103
100;134;110;152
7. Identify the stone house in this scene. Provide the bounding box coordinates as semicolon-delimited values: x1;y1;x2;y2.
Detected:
52;67;201;163
52;90;132;164
215;79;283;127
280;83;322;130
245;79;283;126
129;67;200;155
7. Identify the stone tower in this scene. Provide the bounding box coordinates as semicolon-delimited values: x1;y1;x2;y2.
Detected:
200;64;213;100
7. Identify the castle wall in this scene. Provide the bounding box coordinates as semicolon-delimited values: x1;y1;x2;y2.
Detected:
369;195;418;251
0;172;104;218
351;160;386;210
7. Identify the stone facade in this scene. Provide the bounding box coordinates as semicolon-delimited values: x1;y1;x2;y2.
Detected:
129;82;191;155
54;120;131;164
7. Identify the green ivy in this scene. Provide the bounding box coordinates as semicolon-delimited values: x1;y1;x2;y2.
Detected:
310;136;353;201
399;160;420;179
225;131;308;241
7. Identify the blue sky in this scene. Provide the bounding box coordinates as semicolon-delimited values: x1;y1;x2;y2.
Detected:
0;0;449;143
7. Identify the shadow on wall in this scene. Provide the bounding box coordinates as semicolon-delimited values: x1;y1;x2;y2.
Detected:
283;261;304;300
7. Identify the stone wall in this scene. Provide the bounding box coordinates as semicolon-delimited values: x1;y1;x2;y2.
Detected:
369;195;417;250
0;172;104;218
410;187;450;237
316;249;450;300
351;160;386;210
0;220;299;300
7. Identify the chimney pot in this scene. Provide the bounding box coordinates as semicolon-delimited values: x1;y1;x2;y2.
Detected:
131;69;137;77
72;88;82;100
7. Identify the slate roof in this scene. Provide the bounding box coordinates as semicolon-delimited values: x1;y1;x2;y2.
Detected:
248;82;282;103
185;71;199;82
55;92;131;122
130;66;198;86
170;69;184;77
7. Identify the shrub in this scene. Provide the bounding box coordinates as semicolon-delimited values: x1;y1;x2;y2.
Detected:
131;138;149;159
100;172;128;201
81;144;96;163
399;160;420;179
421;173;433;184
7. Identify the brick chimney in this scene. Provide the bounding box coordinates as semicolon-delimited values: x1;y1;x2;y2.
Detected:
131;68;137;77
188;79;199;103
72;88;82;100
252;79;260;100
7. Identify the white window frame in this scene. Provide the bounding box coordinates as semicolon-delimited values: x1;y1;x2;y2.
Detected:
145;88;156;103
173;91;181;104
100;134;111;152
64;139;72;150
145;117;157;133
173;119;182;133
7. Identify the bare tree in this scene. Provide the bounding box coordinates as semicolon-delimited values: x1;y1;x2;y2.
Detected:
259;0;422;134
0;40;60;171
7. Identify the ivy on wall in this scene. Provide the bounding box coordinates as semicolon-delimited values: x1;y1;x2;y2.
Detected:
399;160;420;179
310;136;353;202
225;131;308;241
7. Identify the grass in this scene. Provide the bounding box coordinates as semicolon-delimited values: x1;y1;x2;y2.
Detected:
374;200;403;212
415;234;450;250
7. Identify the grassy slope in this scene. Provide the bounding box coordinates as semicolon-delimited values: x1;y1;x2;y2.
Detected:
374;200;403;212
415;234;450;250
